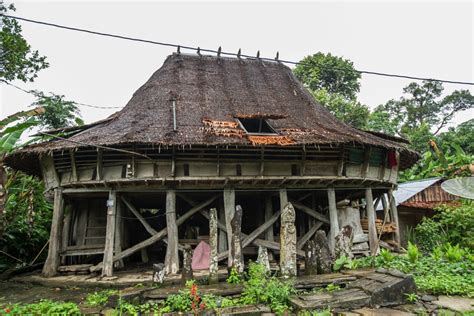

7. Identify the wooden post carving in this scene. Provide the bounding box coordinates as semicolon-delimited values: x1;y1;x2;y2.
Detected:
209;208;219;284
334;225;354;259
304;240;318;275
182;245;193;282
314;230;332;274
257;246;270;273
280;202;297;277
230;205;243;273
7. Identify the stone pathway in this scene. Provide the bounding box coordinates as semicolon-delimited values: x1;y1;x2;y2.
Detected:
433;295;474;313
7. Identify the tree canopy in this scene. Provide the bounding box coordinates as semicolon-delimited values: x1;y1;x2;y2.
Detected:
1;4;49;82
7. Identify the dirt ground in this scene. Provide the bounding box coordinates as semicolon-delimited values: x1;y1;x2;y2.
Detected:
0;281;100;305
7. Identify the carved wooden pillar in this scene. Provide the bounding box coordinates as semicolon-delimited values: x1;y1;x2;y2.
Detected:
43;188;65;277
280;202;297;277
230;205;243;273
209;208;219;284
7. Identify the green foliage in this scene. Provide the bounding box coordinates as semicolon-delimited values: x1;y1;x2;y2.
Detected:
311;89;370;128
85;289;118;307
1;4;49;82
437;119;474;155
294;52;369;128
240;262;296;314
0;171;52;268
443;243;466;263
226;266;242;284
325;283;341;292
333;255;352;271
294;52;361;100
407;241;420;263
161;280;209;313
368;80;474;154
405;293;419;303
31;91;82;129
380;248;395;263
1;299;80;315
411;217;447;252
435;200;474;249
353;247;474;296
400;143;473;182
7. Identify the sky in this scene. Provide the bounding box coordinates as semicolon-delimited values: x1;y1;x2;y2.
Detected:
1;0;473;131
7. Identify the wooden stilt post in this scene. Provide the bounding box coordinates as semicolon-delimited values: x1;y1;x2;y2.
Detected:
280;202;297;277
223;188;235;266
218;201;227;253
43;188;65;277
279;188;288;209
231;205;244;273
365;187;379;256
102;190;117;277
165;189;179;274
388;188;401;250
114;197;124;269
327;188;339;256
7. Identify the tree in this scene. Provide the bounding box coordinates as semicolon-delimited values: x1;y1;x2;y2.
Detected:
311;89;369;129
437;119;474;155
294;52;361;100
1;4;48;82
368;80;474;152
294;52;369;128
0;3;82;266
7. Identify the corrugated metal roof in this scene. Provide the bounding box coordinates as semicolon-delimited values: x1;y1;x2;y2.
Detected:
376;177;442;210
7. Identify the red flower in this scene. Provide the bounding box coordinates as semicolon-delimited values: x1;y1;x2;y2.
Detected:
4;308;10;313
190;284;198;296
191;302;196;310
200;303;206;311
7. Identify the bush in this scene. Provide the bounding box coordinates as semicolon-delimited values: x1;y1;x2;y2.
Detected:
435;200;474;249
412;217;447;252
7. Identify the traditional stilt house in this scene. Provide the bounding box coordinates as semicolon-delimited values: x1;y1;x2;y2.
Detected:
6;53;419;278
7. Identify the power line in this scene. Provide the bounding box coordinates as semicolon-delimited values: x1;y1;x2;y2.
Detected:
3;14;474;86
1;79;122;109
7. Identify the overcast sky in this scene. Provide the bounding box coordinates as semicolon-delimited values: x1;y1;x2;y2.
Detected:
2;0;473;131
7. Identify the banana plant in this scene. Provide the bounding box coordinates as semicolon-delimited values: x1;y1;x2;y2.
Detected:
0;107;44;236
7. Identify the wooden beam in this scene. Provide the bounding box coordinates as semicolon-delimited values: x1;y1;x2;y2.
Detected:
121;196;157;235
365;187;379;256
43;188;65;277
290;200;330;224
40;154;60;190
90;195;218;272
165;189;179;274
327;187;339;255
223;188;235;266
69;149;78;182
241;209;281;249
388;188;401;250
102;190;117;277
96;148;103;180
297;222;323;249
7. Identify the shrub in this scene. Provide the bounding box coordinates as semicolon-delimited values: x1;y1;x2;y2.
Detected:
407;242;420;263
85;289;118;306
1;299;80;315
413;217;447;252
435;200;474;249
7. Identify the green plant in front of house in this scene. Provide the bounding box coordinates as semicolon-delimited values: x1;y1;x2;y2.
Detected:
85;289;118;307
405;293;419;303
352;245;474;296
1;299;80;315
226;266;242;284
240;262;295;314
407;241;420;263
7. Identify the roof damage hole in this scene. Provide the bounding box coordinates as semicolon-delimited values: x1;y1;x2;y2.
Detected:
237;118;277;135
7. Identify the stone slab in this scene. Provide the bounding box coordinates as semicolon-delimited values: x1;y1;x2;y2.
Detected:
433;295;474;313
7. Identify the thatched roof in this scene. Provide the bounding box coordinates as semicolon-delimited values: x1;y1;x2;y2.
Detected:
6;53;419;171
